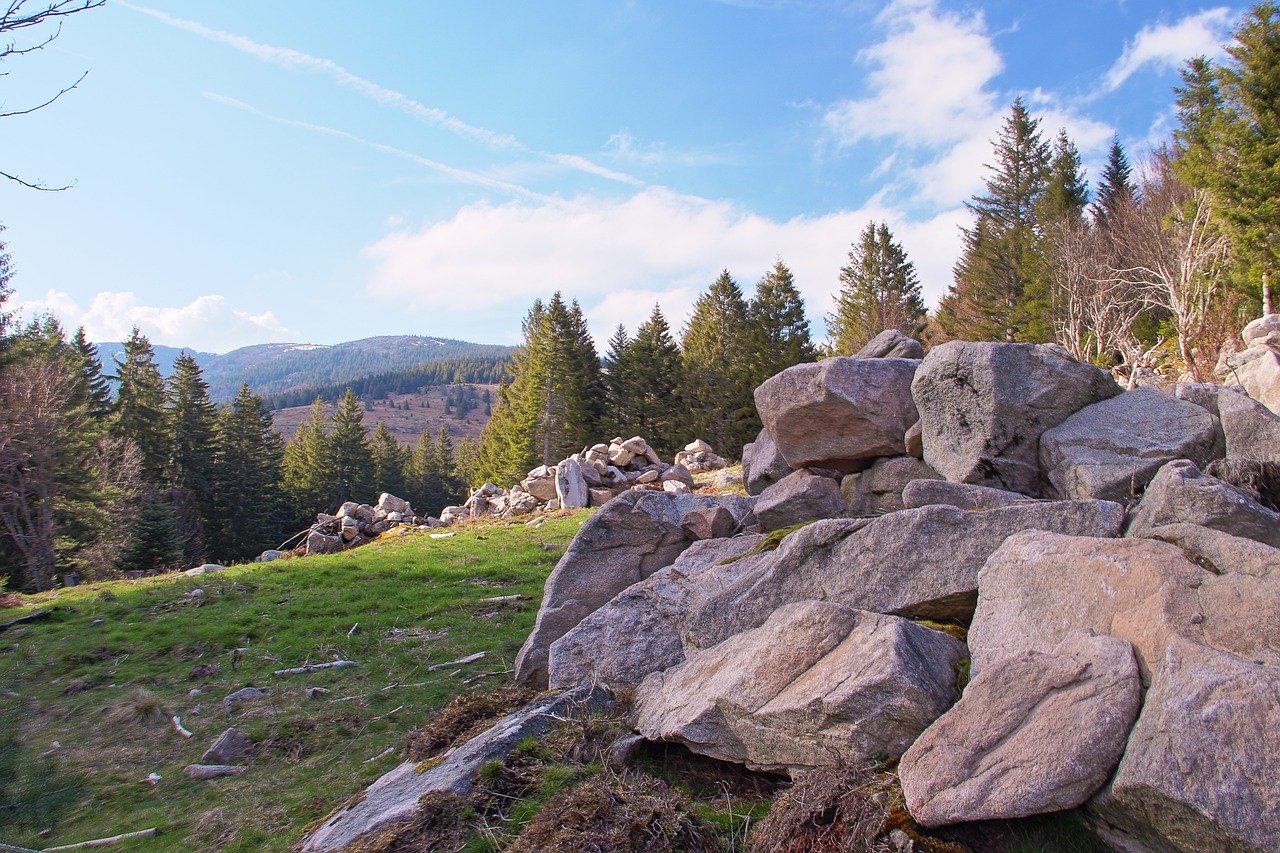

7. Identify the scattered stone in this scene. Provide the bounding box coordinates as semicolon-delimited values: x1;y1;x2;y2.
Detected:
607;733;646;771
744;428;793;496
904;420;923;459
900;632;1141;825
555;459;590;509
306;687;330;700
1216;386;1280;462
1039;387;1223;501
662;480;690;494
201;727;254;765
183;764;246;780
753;468;847;532
305;530;342;556
912;341;1120;496
223;687;266;714
256;550;283;563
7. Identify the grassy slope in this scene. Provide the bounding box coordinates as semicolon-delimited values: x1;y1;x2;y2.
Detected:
0;515;585;852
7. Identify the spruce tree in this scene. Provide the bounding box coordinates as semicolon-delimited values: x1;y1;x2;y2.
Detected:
116;491;180;574
406;430;437;516
748;260;815;384
827;224;926;354
166;353;218;560
455;437;481;491
212;383;285;560
370;422;408;498
625;305;684;455
1093;136;1137;227
602;324;633;439
329;388;374;505
937;99;1052;342
111;327;169;483
1041;130;1091;227
681;271;755;455
434;426;460;511
282;398;334;523
477;303;545;485
70;326;113;420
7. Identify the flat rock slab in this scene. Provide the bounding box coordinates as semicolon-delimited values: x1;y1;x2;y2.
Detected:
1127;460;1280;549
755;356;920;473
201;727;253;764
1039;387;1222;502
514;490;756;687
912;342;1120;496
900;632;1141;826
301;687;607;852
902;479;1037;512
633;601;965;772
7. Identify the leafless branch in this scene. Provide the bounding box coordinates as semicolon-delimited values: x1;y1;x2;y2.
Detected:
0;68;86;117
0;168;71;190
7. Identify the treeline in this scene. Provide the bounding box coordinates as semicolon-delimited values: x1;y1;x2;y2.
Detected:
0;317;287;591
278;391;472;532
934;4;1279;380
265;357;509;409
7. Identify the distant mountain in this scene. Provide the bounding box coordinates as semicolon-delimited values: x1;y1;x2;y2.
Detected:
93;335;515;401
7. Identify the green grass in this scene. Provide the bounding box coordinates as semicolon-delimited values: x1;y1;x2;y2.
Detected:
0;514;586;852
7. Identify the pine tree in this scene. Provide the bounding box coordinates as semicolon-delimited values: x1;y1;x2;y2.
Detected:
115;491;180;574
455;437;481;491
1041;130;1091;227
625;305;684;455
406;429;437;516
111;327;169;483
827;224;926;354
434;425;460;511
477;303;545;485
70;326;112;420
212;383;286;560
1027;130;1094;344
602;324;633;439
937;99;1052;342
329;388;374;505
166;353;218;560
1093;136;1137;227
748;260;815;384
681;271;755;455
282;398;334;523
370;422;408;498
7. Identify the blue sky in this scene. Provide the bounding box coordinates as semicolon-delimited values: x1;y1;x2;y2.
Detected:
3;0;1241;352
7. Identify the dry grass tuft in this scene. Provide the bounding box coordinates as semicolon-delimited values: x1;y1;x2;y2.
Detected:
342;791;473;853
405;686;535;760
1205;459;1280;511
105;688;168;727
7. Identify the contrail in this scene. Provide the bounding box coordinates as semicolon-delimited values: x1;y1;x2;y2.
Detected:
120;2;644;187
203;93;558;203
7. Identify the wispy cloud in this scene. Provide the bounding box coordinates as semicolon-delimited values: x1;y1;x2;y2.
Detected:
119;1;644;187
605;130;741;168
203;93;557;202
1102;8;1234;93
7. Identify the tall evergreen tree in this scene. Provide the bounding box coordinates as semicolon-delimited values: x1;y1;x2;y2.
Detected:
111;327;169;482
681;271;755;455
212;383;285;560
937;99;1052;342
827;224;926;354
166;353;218;560
434;426;460;511
70;326;112;420
406;429;437;516
602;324;634;439
477;303;545;485
328;389;374;505
1093;136;1137;227
1041;130;1091;226
282;398;334;524
455;437;481;491
624;305;684;455
370;422;408;498
115;492;180;574
748;260;815;384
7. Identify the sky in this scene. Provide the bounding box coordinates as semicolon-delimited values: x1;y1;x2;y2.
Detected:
2;0;1243;352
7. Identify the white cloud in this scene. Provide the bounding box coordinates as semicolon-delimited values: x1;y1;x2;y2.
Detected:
120;2;642;187
605;130;740;168
1102;8;1233;93
9;290;295;353
362;188;966;345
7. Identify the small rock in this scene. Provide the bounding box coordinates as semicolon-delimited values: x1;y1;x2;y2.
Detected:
223;686;266;714
306;686;330;700
201;727;254;764
183;764;246;780
608;733;645;771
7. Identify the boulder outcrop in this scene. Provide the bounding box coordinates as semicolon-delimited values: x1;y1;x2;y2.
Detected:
743;428;793;496
1126;459;1280;548
752;468;846;531
843;456;942;516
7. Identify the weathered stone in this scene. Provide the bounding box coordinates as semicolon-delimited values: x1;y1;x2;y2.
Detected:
184;764;245;780
901;479;1037;512
256;550;282;563
608;447;635;467
1243;313;1280;347
549;535;767;690
753;468;846;531
377;493;411;516
900;632;1141;826
660;463;694;485
633;601;965;772
523;470;559;502
555;458;589;509
621;436;650;455
1220;344;1280;415
685;439;714;454
755;356;920;473
744;428;793;496
1217;387;1280;463
905;420;923;459
856;329;925;359
184;563;227;577
912;342;1120;496
686;500;1124;651
340;516;360;542
969;531;1280;852
587;487;615;507
223;686;267;714
681;506;737;540
844;456;942;516
662;480;690;494
1039;387;1222;502
300;687;608;852
635;469;660;484
305;530;342;556
201;727;254;765
514;490;756;687
1127;460;1280;548
1137;523;1279;579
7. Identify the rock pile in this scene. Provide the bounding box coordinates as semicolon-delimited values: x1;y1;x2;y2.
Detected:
306;329;1280;853
294;492;439;558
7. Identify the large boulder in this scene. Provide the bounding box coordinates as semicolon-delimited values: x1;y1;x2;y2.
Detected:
1126;460;1280;548
856;329;924;359
1220;341;1280;415
555;458;590;509
753;469;846;532
300;687;607;852
376;493;411;516
900;632;1141;826
632;601;966;772
1137;523;1280;579
912;342;1120;496
684;500;1125;651
1039;387;1222;502
513;490;756;687
754;357;920;473
1217;387;1280;463
968;531;1280;852
843;456;942;516
744;428;793;496
548;535;768;690
902;479;1037;512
